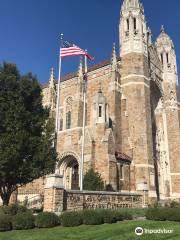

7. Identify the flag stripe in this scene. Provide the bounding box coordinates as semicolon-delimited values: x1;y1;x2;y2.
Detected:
60;42;94;60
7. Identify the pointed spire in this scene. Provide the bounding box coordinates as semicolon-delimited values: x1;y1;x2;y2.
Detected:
161;25;165;33
122;0;143;12
147;27;152;46
78;57;83;78
111;43;117;71
49;67;55;88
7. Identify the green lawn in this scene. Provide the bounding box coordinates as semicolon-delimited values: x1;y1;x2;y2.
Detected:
0;221;179;240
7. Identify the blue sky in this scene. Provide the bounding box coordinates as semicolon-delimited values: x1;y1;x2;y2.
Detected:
0;0;180;89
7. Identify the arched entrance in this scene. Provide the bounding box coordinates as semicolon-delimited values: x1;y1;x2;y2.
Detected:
58;153;80;190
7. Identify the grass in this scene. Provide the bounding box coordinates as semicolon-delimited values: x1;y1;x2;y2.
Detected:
0;221;180;240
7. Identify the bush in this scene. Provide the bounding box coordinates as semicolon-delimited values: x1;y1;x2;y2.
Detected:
83;209;104;225
100;209;117;224
115;209;133;220
60;211;83;227
146;207;180;221
167;208;180;221
12;212;35;230
0;214;12;232
83;169;104;191
170;201;180;208
113;211;125;221
2;204;29;216
35;212;60;228
118;208;146;219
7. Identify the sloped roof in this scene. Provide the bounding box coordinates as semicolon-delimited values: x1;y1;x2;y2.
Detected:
42;57;121;89
115;151;132;164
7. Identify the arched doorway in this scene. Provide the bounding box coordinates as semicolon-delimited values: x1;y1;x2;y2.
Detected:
58;153;79;190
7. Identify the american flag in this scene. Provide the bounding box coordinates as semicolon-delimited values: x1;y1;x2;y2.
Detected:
60;41;94;60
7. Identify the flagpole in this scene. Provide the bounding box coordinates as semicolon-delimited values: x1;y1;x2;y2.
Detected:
80;53;88;191
55;33;63;173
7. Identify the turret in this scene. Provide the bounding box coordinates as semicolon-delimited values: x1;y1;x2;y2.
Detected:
119;0;148;56
155;26;179;108
156;26;180;199
156;26;178;85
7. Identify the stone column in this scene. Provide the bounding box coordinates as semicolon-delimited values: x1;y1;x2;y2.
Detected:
43;174;66;213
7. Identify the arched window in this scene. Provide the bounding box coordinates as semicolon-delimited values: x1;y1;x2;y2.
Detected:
66;97;73;129
161;53;164;65
166;53;169;64
66;111;71;129
126;18;129;31
133;18;137;30
59;119;63;131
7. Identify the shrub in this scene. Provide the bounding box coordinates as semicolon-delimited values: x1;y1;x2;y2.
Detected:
115;209;133;220
105;184;114;192
12;212;35;230
0;214;12;232
164;208;180;221
100;209;117;224
60;211;83;227
113;211;125;221
146;207;180;221
83;209;104;225
2;204;29;216
83;169;104;191
118;208;146;219
170;201;180;208
35;212;60;228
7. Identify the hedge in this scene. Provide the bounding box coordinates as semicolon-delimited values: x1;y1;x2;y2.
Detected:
60;211;83;227
99;209;117;224
0;214;12;232
146;207;180;221
12;212;35;230
1;204;29;216
83;209;104;225
35;212;60;228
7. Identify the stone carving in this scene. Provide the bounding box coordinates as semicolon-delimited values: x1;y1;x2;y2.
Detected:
169;90;176;109
65;191;142;211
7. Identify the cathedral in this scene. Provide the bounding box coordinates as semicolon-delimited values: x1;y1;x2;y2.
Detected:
17;0;180;204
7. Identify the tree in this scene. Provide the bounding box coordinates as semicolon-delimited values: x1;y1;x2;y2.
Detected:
0;63;57;205
83;169;104;191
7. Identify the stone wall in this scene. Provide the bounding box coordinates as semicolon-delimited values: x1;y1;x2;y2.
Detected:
43;187;143;213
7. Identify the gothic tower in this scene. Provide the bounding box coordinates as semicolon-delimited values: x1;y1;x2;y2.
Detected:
119;0;155;196
156;27;180;199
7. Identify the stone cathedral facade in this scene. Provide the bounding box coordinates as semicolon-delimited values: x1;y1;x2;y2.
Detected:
16;0;180;204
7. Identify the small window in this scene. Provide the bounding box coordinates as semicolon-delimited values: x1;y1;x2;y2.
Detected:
66;111;71;129
59;119;63;131
161;53;164;65
127;18;129;31
166;53;169;64
120;165;124;180
134;18;137;30
99;105;102;118
109;118;113;129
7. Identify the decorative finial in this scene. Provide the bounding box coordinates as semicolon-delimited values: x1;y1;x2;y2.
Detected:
51;67;54;77
161;25;165;33
111;43;117;70
60;33;64;39
49;67;55;88
78;57;83;78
